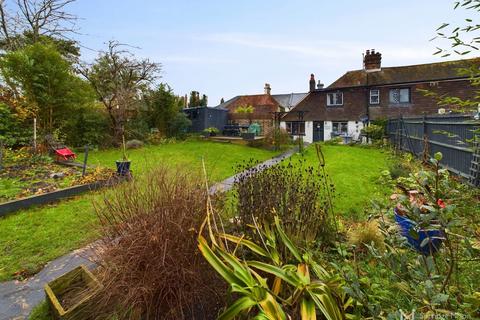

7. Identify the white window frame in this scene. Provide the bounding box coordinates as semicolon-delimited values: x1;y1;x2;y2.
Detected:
369;89;380;105
389;88;411;104
332;121;348;134
327;92;343;106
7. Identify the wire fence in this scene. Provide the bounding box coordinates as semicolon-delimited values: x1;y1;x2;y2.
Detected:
387;114;480;184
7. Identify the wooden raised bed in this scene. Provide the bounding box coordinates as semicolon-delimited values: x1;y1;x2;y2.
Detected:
45;265;102;320
0;177;126;217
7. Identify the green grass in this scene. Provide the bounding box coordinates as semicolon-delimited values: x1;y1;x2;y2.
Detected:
77;139;277;181
291;144;391;218
28;301;50;320
0;140;279;282
0;177;26;200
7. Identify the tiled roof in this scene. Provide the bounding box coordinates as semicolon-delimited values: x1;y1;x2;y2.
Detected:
215;96;240;109
272;93;308;109
222;94;280;118
328;57;480;89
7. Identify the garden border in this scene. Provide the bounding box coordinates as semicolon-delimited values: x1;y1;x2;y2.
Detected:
0;177;126;217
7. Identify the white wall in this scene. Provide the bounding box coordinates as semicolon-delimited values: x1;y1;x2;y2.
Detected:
324;121;363;141
281;120;363;143
279;121;313;143
324;121;333;141
348;121;363;140
304;121;313;143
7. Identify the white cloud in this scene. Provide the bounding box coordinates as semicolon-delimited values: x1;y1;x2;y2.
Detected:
201;32;474;67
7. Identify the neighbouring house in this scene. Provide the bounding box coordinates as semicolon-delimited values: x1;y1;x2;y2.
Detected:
183;106;228;133
281;49;480;143
219;84;308;135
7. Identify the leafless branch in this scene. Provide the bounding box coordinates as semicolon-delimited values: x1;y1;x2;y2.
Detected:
78;41;161;145
0;0;78;50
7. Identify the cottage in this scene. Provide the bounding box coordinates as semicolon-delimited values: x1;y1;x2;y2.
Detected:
219;84;307;134
281;50;480;143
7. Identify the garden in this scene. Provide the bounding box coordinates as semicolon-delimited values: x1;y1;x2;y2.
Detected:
0;139;281;282
0;0;478;319
24;140;479;319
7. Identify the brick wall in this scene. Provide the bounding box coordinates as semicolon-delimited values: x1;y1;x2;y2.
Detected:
369;79;476;119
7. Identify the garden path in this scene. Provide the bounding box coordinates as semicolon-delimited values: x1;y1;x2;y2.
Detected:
0;147;297;320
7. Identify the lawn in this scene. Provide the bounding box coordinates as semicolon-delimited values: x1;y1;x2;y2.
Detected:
290;144;391;218
0;140;280;282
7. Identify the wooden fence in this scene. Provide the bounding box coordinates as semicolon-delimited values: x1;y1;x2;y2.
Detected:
386;114;480;185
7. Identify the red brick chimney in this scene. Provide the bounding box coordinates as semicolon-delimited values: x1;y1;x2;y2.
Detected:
309;74;316;92
363;49;382;71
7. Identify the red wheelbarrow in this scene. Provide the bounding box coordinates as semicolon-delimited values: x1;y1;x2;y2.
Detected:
55;148;77;161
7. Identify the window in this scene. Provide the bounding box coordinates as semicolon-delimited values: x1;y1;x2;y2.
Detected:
389;88;410;104
286;121;305;135
332;122;348;134
327;92;343;106
370;89;380;105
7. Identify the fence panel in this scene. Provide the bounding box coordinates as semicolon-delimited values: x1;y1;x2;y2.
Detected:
387;115;479;180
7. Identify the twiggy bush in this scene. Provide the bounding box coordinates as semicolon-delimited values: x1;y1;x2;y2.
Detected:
92;166;225;320
233;144;337;252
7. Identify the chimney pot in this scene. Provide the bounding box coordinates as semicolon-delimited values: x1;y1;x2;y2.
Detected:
363;49;382;71
264;83;271;95
309;74;316;92
317;80;324;89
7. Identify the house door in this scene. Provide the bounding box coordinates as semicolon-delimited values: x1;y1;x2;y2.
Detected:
313;121;324;142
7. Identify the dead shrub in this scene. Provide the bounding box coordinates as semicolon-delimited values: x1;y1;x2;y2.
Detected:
347;220;385;252
92;166;225;320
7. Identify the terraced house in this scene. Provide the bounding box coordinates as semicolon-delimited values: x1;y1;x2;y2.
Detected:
282;50;480;143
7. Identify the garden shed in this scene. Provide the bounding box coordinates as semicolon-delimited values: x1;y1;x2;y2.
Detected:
183;106;228;133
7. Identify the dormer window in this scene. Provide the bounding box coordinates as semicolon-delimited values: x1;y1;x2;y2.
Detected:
369;89;380;105
327;92;343;106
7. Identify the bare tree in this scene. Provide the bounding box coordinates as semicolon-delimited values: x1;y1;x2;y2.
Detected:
0;0;77;50
78;41;161;145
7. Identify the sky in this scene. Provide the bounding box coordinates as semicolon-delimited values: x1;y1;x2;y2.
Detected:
55;1;478;104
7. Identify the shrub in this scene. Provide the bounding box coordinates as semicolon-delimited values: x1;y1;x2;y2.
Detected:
125;139;144;149
347;220;385;251
124;116;150;141
361;124;385;141
167;112;191;139
262;127;292;150
0;103;32;147
92;167;225;319
62;104;111;148
233;144;337;251
202;127;220;136
388;160;411;179
324;137;343;145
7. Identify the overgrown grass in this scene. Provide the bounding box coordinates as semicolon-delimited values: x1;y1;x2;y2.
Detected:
0;140;280;282
291;144;391;218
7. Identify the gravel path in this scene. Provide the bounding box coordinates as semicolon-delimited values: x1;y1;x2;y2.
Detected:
0;147;297;320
